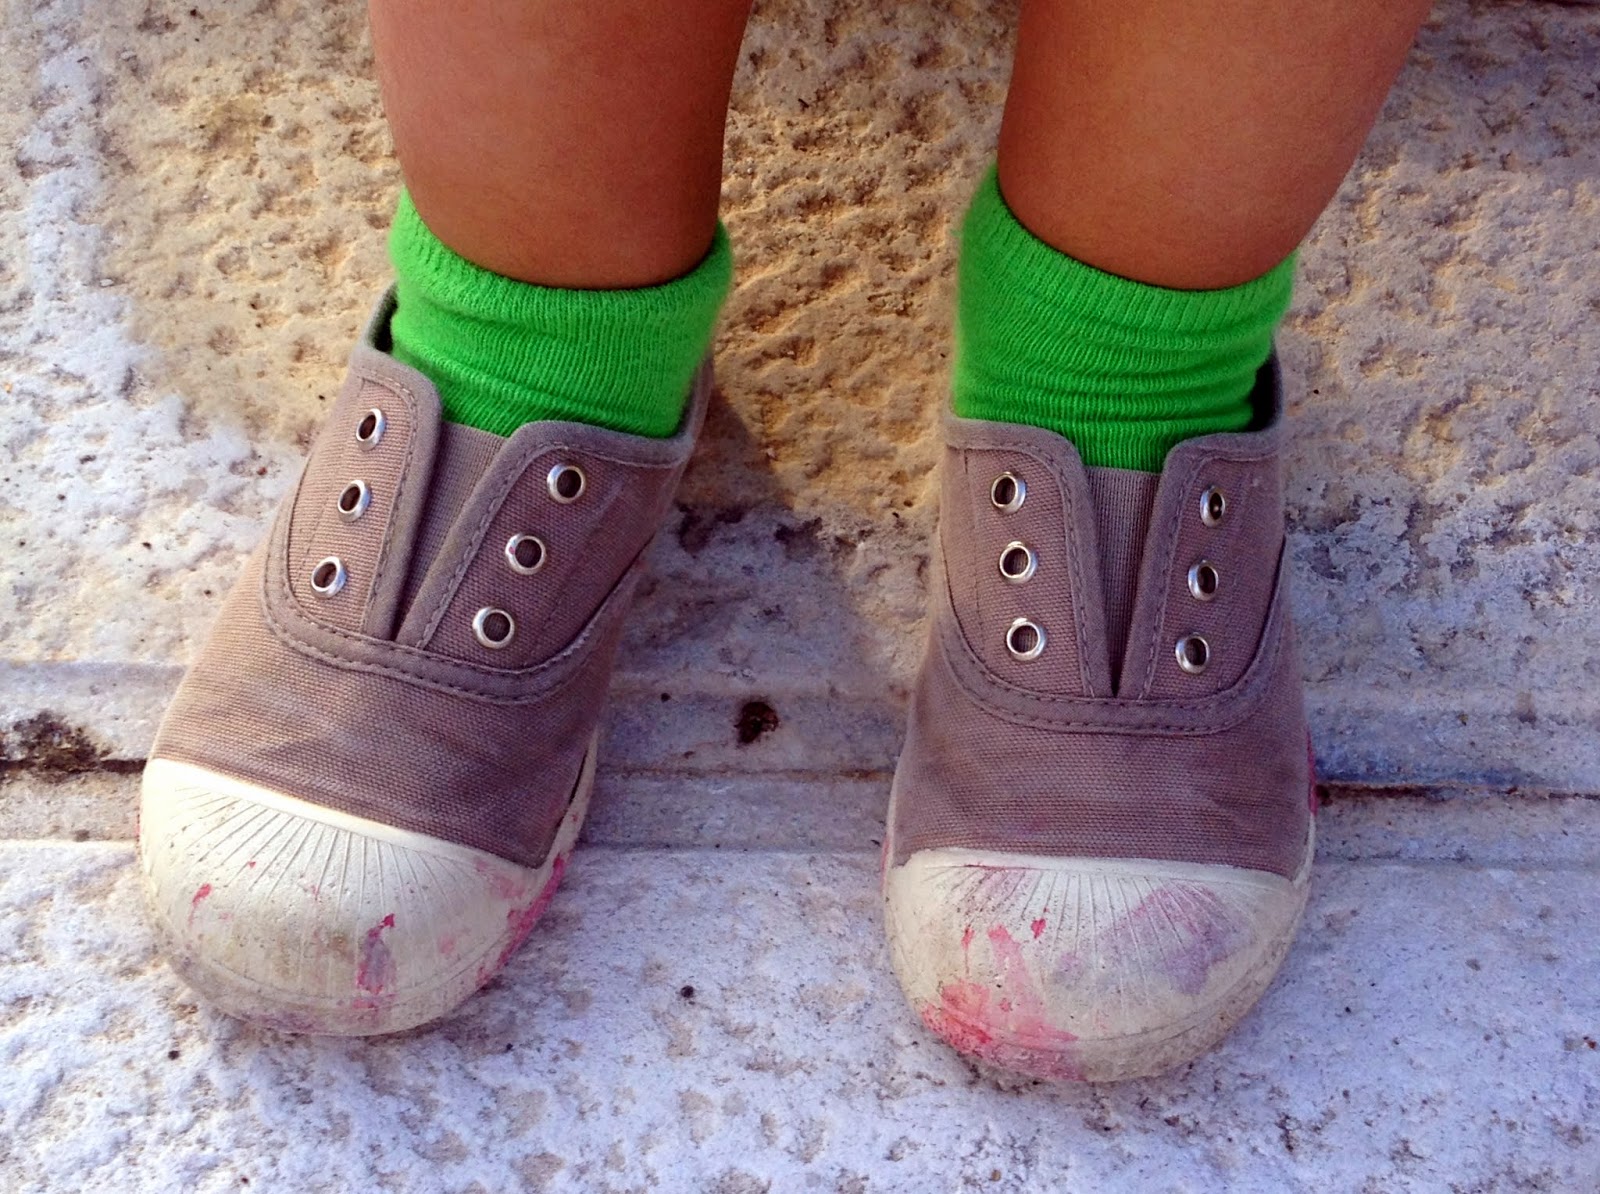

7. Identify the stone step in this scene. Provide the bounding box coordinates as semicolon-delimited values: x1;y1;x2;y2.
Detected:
3;836;1596;1192
6;772;1600;870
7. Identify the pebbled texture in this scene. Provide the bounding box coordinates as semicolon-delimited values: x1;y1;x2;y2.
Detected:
7;1;1600;794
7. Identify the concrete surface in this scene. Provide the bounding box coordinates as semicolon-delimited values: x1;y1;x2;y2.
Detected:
4;0;1600;1190
2;777;1598;1194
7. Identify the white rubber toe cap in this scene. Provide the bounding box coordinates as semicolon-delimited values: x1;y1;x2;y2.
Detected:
139;756;590;1036
884;842;1311;1082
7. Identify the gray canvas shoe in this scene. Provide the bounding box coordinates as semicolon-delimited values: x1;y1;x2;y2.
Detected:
884;359;1315;1082
140;292;708;1035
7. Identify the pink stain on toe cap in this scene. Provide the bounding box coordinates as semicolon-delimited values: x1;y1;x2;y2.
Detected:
920;978;1081;1081
1030;916;1047;940
918;923;1082;1080
921;980;994;1050
356;913;397;995
187;883;213;927
479;854;569;985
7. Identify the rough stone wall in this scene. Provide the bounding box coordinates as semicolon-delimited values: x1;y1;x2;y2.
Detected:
4;0;1600;792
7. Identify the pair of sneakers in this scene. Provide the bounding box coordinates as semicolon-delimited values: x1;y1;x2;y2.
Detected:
140;292;1313;1082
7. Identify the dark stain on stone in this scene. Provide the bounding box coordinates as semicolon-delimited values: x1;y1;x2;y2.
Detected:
773;517;824;561
735;700;780;746
679;985;696;1001
677;503;746;555
1;713;142;780
1513;691;1537;726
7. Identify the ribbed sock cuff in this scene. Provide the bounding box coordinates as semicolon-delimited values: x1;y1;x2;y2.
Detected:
388;190;733;438
953;167;1295;471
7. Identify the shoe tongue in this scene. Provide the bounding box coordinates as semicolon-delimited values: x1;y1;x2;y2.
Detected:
1084;466;1160;694
397;420;507;621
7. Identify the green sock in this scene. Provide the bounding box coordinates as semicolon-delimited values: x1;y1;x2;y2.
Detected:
387;191;733;439
953;168;1295;472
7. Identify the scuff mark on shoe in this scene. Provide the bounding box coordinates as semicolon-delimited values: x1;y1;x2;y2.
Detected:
920;974;1081;1082
356;913;397;995
1104;884;1249;997
1052;949;1086;986
188;883;213;927
986;926;1077;1047
921;981;994;1051
919;924;1082;1080
474;857;534;903
482;853;568;984
254;1009;325;1035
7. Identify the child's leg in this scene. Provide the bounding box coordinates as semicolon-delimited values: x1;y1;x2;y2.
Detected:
370;0;749;288
369;0;751;437
953;0;1432;473
998;0;1431;289
887;0;1431;1082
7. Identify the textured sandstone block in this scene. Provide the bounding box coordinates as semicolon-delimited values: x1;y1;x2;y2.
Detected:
3;0;1599;793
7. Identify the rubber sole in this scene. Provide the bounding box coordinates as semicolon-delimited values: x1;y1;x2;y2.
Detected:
883;802;1313;1083
138;741;595;1036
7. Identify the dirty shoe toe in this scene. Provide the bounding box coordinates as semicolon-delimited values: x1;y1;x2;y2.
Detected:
885;357;1315;1081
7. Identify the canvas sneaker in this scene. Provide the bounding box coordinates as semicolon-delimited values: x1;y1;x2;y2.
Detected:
884;358;1315;1082
139;292;707;1035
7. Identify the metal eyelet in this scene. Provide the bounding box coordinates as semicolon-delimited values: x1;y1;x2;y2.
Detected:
505;533;547;575
547;463;586;504
1199;486;1227;527
1187;560;1219;602
310;556;347;597
1175;633;1211;674
337;479;371;523
998;541;1037;584
1005;617;1046;662
355;408;386;448
990;472;1026;514
472;607;516;650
